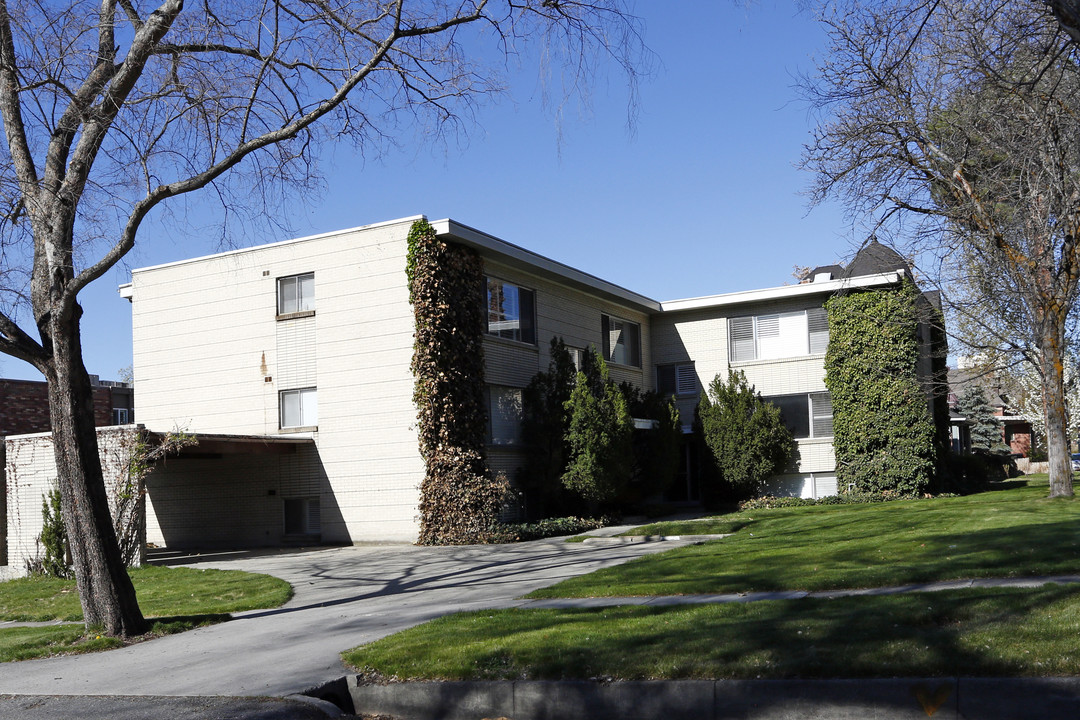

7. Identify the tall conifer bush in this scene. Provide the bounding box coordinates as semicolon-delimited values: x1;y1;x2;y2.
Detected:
562;350;634;509
957;386;1008;454
699;370;796;497
520;338;577;519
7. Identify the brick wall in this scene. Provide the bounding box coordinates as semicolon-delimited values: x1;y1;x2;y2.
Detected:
0;380;112;436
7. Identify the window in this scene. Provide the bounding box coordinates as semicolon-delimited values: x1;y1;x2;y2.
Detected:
602;314;641;367
487;385;523;446
280;387;317;428
284;497;320;534
766;392;833;439
485;278;536;344
657;363;697;396
568;346;586;371
810;392;833;438
808;307;829;354
277;272;315;315
112;408;130;425
729;307;829;362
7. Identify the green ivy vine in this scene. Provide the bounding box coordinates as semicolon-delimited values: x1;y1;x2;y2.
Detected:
824;281;938;495
406;219;506;544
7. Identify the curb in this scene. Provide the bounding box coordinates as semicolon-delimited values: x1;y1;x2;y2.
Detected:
341;676;1080;720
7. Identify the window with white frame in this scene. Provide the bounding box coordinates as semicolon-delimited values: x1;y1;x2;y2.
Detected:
277;272;315;315
657;362;697;396
487;385;524;445
729;307;829;362
280;387;318;428
602;314;641;367
485;277;536;344
765;391;833;439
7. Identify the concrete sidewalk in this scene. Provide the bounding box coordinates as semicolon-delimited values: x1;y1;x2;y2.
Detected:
521;572;1080;609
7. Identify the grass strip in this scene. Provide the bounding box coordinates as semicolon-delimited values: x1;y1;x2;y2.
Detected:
533;477;1080;598
0;565;292;662
0;565;292;622
344;585;1080;680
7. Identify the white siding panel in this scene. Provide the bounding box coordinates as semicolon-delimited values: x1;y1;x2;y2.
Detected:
132;219;423;543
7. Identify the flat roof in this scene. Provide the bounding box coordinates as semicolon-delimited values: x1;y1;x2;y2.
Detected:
432;219;661;313
121;216;912;316
658;271;907;313
128;215;425;276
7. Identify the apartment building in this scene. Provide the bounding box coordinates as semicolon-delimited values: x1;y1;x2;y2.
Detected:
1;216;943;568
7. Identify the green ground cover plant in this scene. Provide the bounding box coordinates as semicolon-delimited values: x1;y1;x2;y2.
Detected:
0;565;291;661
531;476;1079;598
344;585;1080;680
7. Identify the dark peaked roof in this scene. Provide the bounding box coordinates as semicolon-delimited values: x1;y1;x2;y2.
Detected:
841;240;911;278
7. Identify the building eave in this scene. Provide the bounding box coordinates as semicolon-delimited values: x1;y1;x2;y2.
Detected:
432;218;663;314
657;271;907;313
128;215;426;278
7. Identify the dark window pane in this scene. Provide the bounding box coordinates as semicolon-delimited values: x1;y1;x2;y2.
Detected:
766;395;810;439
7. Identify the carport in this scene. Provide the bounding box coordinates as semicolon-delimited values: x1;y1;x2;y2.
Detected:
144;432;326;551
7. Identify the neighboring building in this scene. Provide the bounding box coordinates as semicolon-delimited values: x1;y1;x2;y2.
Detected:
948;366;1033;457
89;375;136;426
0;377;131;436
1;217;946;568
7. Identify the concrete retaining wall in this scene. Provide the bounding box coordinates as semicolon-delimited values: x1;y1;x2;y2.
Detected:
346;676;1080;720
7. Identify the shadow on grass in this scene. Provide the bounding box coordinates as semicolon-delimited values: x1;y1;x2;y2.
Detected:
363;585;1080;717
350;584;1080;719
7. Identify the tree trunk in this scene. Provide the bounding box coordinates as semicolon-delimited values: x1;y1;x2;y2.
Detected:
1040;327;1075;498
45;304;147;636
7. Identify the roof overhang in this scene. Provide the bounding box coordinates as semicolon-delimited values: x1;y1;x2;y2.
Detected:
658;271;907;313
432;218;662;314
148;431;315;459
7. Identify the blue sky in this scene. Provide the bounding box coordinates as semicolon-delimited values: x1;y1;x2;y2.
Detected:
1;1;861;382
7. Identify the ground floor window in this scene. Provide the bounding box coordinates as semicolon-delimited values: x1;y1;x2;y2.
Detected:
766;391;833;439
487;385;524;446
284;496;321;535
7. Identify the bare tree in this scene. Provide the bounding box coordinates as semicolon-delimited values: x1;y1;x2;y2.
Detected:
803;0;1080;498
0;0;647;636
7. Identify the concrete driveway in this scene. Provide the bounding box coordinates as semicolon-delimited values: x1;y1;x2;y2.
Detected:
0;533;689;697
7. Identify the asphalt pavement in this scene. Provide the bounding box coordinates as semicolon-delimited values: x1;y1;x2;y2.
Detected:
0;528;694;698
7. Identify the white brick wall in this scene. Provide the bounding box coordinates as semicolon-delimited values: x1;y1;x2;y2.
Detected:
2;427;141;580
131;218;423;544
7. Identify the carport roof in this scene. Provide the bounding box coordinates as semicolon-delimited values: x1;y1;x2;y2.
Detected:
147;431;314;458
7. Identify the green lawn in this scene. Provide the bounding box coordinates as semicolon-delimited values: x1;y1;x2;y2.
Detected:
532;476;1080;598
344;476;1080;680
0;565;292;661
344;585;1080;680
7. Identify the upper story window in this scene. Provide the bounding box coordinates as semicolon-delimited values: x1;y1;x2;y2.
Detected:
602;314;641;367
657;362;697;396
729;307;828;362
278;273;315;315
280;387;318;429
766;391;833;439
485;277;536;344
